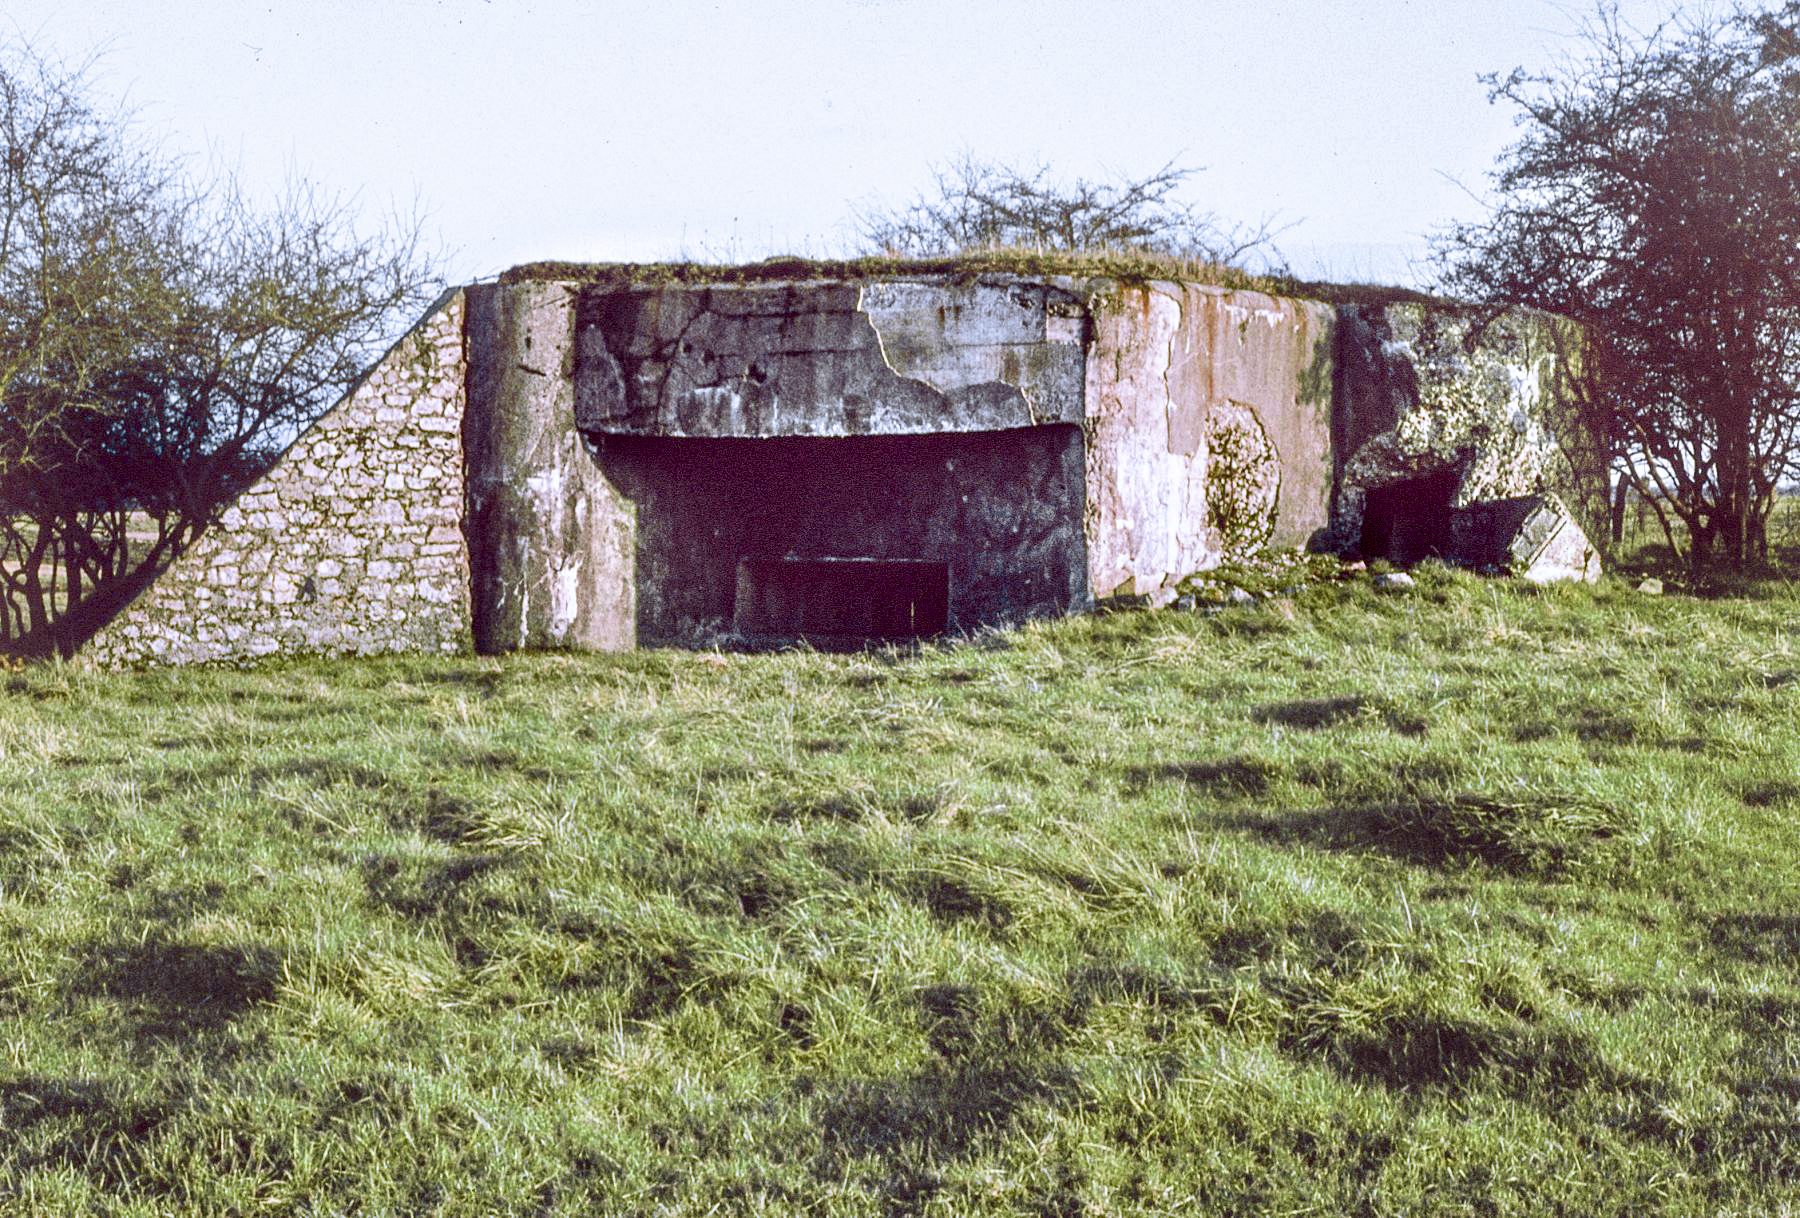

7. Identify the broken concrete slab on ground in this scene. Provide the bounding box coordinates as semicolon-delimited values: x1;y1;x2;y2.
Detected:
82;260;1610;667
1451;493;1602;583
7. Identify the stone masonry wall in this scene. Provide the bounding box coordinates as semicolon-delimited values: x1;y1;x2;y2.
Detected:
83;290;471;666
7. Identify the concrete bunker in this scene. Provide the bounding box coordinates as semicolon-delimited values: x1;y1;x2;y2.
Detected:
81;263;1608;669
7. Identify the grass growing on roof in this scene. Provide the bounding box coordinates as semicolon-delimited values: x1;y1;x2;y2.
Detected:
3;569;1800;1214
498;250;1446;308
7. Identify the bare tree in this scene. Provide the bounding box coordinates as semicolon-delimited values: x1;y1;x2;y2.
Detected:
0;41;442;656
855;152;1285;268
1438;3;1800;578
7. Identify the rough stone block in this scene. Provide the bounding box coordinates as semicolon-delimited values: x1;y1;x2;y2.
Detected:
1450;493;1601;582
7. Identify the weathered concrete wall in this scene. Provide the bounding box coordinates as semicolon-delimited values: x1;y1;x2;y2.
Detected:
1331;303;1602;556
1083;282;1336;601
573;278;1087;437
464;281;634;653
1083;285;1204;600
84;291;472;665
568;276;1092;643
1184;287;1337;551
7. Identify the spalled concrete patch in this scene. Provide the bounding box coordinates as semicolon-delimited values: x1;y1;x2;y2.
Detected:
572;278;1086;437
1332;303;1599;561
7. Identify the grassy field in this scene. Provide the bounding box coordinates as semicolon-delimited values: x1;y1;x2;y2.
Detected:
3;563;1800;1215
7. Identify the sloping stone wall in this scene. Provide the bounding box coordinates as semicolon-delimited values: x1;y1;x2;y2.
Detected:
83;290;471;666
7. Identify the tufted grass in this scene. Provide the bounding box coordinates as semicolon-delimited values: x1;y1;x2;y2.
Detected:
3;565;1800;1215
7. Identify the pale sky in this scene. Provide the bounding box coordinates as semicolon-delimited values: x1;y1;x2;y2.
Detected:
9;0;1684;289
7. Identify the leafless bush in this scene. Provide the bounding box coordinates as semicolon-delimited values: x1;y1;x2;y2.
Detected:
854;153;1286;269
0;40;442;656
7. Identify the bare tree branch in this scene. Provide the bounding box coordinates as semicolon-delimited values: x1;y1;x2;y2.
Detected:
853;151;1288;270
0;38;444;657
1435;1;1800;578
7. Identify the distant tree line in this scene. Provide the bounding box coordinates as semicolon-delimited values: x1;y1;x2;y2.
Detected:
0;41;440;657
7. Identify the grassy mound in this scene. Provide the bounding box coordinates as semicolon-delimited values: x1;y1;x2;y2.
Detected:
3;571;1799;1213
498;250;1444;307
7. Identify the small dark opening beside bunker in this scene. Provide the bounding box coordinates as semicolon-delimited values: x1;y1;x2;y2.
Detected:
1359;466;1463;563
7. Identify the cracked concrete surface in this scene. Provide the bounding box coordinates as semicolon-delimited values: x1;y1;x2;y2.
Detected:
465;281;635;652
572;278;1086;437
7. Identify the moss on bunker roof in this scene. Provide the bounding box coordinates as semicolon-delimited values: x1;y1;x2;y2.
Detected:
496;252;1448;309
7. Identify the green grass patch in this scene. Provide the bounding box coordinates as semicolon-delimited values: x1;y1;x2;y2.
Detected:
2;572;1799;1213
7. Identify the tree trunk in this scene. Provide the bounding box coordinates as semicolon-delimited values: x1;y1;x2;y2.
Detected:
1688;518;1714;583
